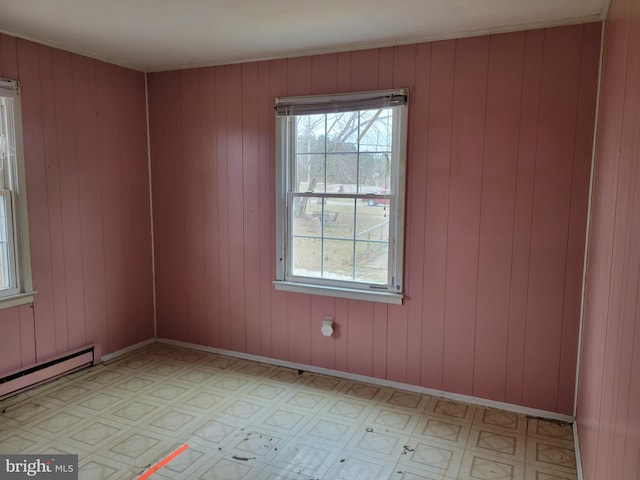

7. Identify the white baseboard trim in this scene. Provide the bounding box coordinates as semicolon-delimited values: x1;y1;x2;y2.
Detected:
100;338;155;363
156;338;575;423
574;422;585;480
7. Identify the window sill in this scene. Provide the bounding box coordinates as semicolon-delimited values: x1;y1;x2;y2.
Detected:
0;291;36;310
273;281;403;305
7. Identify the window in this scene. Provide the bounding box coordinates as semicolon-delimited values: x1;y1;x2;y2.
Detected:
274;89;408;304
0;79;33;308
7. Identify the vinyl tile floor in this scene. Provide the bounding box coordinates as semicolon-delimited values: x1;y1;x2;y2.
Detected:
0;343;578;480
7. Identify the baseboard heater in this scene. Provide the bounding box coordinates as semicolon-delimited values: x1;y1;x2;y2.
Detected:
0;344;101;400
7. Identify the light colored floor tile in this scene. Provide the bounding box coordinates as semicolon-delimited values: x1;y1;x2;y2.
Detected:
79;452;139;480
1;398;52;424
202;354;242;371
106;397;165;426
253;406;313;436
104;430;173;467
465;425;526;463
525;437;577;475
29;408;87;437
63;416;134;452
457;450;525;480
0;430;49;454
244;382;290;402
321;395;377;423
181;388;228;411
341;380;386;402
210;374;253;394
378;388;431;413
424;396;477;423
305;374;346;393
526;418;574;442
150;444;209;479
236;362;277;378
81;368;127;388
221;428;292;464
78;390;130;412
344;426;411;462
196;455;268;479
189;417;246;448
41;381;94;407
524;462;578;480
218;397;270;423
324;452;396;480
268;367;310;385
282;388;332;413
107;353;157;372
145;404;205;437
255;465;321;480
396;437;465;478
473;407;528;435
271;438;341;478
296;415;360;449
171;349;210;365
412;413;472;448
364;405;422;436
393;462;459;480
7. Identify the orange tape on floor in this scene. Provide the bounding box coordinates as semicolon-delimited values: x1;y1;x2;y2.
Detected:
137;443;189;480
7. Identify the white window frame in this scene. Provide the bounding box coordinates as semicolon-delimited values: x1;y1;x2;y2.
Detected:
273;89;408;304
0;78;34;309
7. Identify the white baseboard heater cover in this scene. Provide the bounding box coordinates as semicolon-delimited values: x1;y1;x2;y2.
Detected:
0;344;101;400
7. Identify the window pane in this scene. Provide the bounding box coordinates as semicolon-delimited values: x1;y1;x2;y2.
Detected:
291;195;320;233
322;239;354;281
356;201;389;235
355;240;389;284
0;98;12;191
323;198;353;240
0;195;7;243
325;153;358;187
292;237;322;277
0;195;10;290
358;152;391;193
294;152;325;193
355;201;389;284
0;243;9;290
296;114;326;154
326;112;358;150
358;108;393;153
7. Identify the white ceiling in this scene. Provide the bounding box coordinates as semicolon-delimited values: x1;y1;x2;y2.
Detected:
0;0;606;72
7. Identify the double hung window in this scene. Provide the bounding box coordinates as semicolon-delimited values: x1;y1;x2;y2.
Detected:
274;89;408;304
0;79;33;307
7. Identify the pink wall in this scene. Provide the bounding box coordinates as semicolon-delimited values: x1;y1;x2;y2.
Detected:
576;0;640;476
149;23;601;415
0;34;154;375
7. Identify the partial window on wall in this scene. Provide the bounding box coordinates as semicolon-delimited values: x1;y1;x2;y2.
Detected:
0;79;34;308
274;89;408;304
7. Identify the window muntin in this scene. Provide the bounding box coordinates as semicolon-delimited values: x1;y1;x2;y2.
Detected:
275;90;407;303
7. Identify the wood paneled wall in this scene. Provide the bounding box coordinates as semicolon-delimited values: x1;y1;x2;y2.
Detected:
149;23;601;415
0;34;154;374
577;0;640;476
